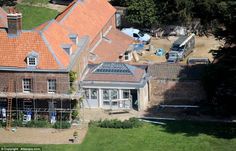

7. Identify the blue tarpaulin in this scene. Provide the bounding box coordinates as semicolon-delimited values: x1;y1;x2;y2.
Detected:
156;48;165;56
133;44;144;52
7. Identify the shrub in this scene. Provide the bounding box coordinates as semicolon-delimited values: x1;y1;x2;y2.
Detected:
72;110;79;120
12;120;24;127
53;121;71;129
88;120;100;127
91;118;142;129
25;120;51;128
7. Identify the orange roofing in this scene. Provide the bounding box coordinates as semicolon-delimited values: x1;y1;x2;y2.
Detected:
0;7;7;28
0;0;121;70
0;30;60;69
55;0;77;21
56;0;116;44
93;28;133;63
42;21;77;68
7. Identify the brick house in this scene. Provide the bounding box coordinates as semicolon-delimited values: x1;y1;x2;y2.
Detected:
0;0;148;123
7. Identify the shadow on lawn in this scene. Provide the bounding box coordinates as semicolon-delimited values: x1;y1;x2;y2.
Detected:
159;120;236;139
145;63;236;139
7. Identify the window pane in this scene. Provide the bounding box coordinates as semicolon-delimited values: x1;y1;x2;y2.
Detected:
84;89;90;99
91;89;98;99
23;79;31;92
28;57;36;66
111;89;118;100
112;101;118;106
103;89;109;100
123;90;130;99
103;101;110;106
48;79;56;92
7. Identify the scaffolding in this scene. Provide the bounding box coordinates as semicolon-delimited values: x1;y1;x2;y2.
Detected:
0;73;82;128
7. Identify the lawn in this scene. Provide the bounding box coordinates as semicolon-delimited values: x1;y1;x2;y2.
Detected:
1;121;236;151
16;4;58;30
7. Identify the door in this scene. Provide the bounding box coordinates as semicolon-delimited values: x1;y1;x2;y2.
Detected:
102;89;119;109
130;89;138;110
83;88;99;108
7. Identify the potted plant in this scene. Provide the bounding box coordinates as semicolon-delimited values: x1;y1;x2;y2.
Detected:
73;130;79;143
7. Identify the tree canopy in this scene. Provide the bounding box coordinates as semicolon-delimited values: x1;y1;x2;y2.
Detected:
125;0;157;28
0;0;16;6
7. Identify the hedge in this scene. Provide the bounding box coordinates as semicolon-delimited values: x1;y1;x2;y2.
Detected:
89;118;142;129
53;121;71;129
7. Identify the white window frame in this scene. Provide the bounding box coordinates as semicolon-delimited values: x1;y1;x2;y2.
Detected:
22;79;31;93
27;57;37;66
122;90;130;99
63;47;72;55
124;52;131;61
70;36;78;45
91;89;98;100
48;79;56;93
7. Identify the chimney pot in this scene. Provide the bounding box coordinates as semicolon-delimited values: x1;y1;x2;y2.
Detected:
7;7;22;36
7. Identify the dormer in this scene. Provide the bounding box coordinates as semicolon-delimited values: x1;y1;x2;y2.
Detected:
27;51;39;67
62;44;72;55
69;34;78;45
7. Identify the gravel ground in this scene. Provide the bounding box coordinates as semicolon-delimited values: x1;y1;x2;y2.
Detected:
0;124;87;144
135;36;223;64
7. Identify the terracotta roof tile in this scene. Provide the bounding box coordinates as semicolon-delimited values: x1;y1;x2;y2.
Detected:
42;21;77;68
56;0;116;44
93;28;133;63
0;30;59;69
0;0;120;70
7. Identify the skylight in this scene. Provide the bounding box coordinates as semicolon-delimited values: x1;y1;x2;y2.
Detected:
93;62;133;75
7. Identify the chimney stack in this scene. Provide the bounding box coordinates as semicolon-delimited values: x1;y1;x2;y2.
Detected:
7;7;22;36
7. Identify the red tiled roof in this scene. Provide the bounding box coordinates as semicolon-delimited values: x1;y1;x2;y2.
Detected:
55;0;77;21
0;30;60;69
0;0;125;70
42;21;77;68
93;28;133;63
83;63;145;83
0;7;7;28
56;0;116;44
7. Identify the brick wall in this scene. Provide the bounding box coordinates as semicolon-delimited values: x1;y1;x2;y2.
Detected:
0;71;70;94
71;43;89;80
150;80;206;105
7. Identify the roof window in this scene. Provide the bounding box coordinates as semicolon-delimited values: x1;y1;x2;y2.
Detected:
27;51;39;67
69;34;78;45
62;44;72;55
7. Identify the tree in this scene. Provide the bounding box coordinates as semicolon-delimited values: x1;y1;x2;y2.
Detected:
154;0;194;25
202;1;236;115
125;0;157;28
109;0;131;7
0;0;16;7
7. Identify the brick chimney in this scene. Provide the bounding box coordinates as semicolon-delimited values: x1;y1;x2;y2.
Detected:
7;7;22;36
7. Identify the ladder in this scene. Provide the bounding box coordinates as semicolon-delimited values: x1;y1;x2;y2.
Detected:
6;98;12;129
6;80;13;130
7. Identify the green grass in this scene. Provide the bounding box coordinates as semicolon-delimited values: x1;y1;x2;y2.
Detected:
16;4;58;30
1;121;236;151
22;0;49;5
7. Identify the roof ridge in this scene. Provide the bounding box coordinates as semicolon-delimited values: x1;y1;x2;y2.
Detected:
39;32;64;69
